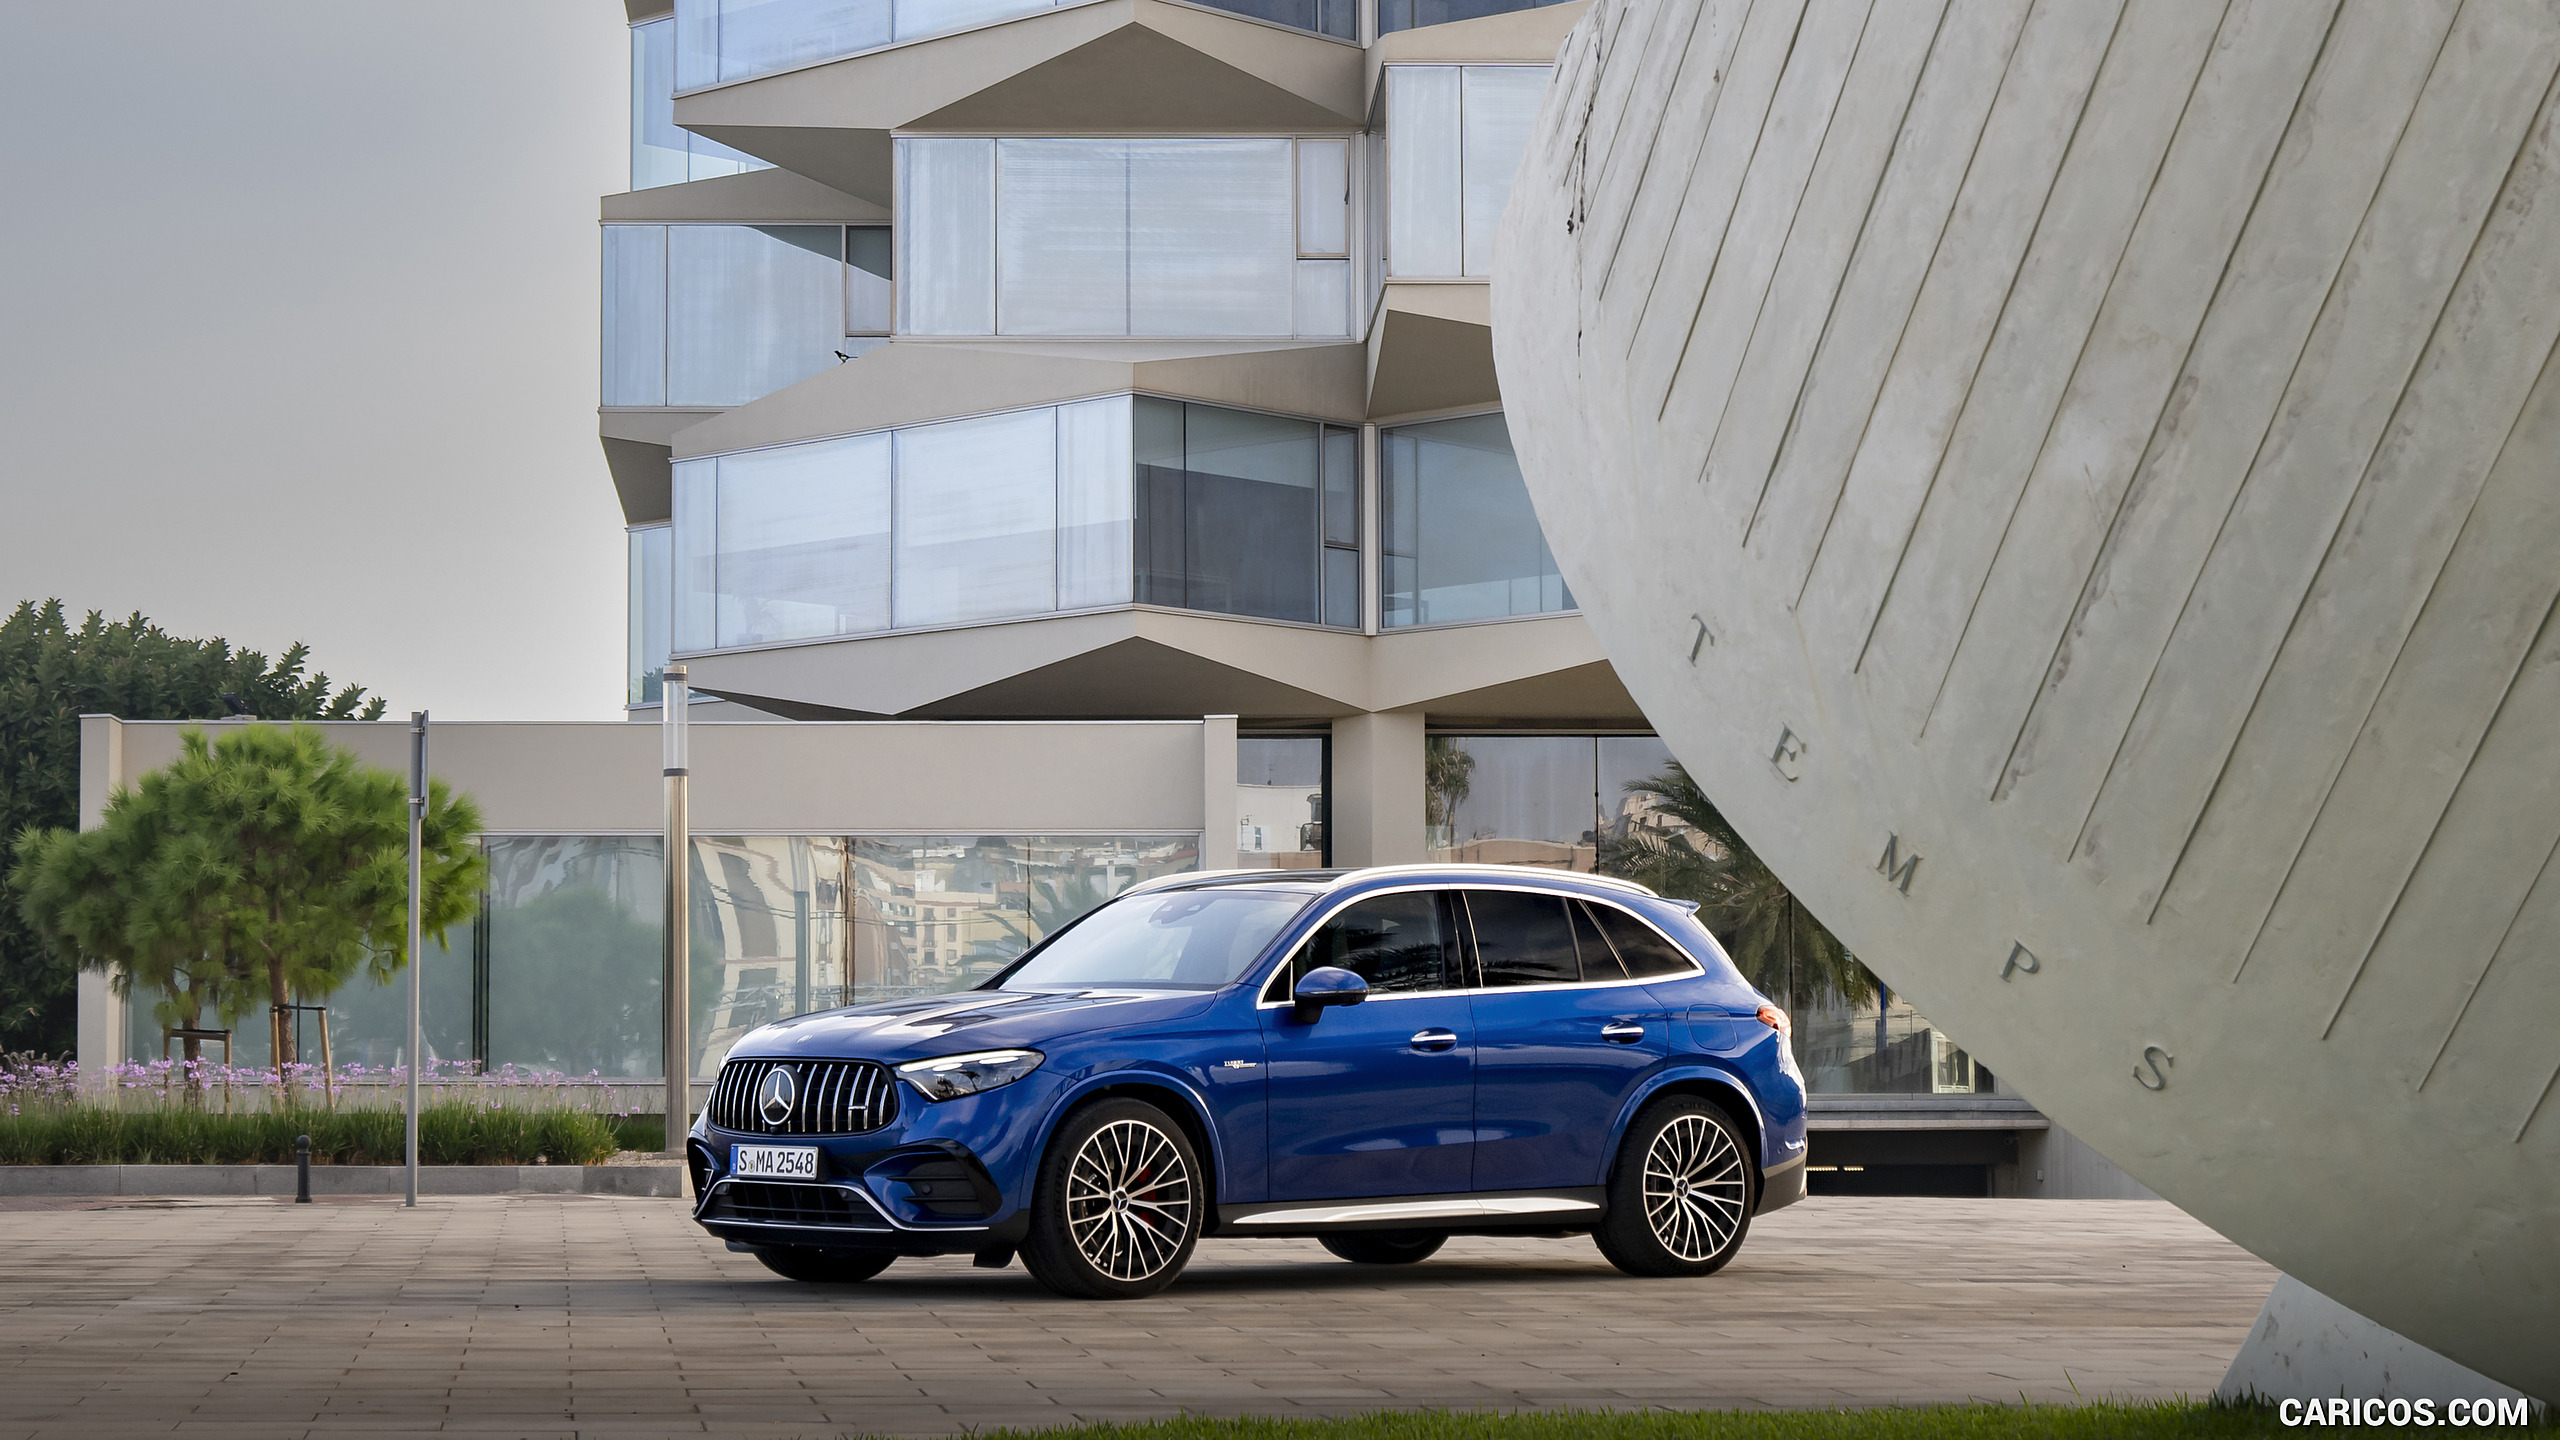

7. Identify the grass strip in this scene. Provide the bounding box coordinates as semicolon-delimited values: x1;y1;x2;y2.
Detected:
0;1102;619;1166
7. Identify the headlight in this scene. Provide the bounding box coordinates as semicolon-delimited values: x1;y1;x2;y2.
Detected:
896;1049;1044;1101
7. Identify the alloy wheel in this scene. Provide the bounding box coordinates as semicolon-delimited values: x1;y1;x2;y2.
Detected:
1641;1112;1748;1262
1063;1118;1194;1283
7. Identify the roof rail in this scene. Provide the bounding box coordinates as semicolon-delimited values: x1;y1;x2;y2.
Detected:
1328;862;1659;898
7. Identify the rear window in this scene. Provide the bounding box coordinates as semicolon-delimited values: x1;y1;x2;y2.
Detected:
1464;890;1583;987
1583;902;1699;978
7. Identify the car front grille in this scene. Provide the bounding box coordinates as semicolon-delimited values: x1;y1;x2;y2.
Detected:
704;1181;889;1229
709;1058;899;1136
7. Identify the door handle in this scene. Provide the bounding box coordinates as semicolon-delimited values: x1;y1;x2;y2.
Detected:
1409;1029;1458;1052
1601;1022;1646;1044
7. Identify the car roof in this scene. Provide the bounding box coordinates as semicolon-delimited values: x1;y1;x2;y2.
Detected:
1120;863;1663;903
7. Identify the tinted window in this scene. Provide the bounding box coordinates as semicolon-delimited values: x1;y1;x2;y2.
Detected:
1283;891;1456;996
1465;890;1581;987
1584;902;1699;978
1571;901;1627;981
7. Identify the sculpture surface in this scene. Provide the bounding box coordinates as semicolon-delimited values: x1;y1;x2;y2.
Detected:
1493;0;2560;1397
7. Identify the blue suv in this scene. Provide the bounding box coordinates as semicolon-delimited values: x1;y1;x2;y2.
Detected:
687;864;1808;1298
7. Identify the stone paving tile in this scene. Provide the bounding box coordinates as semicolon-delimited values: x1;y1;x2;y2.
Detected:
0;1195;2272;1438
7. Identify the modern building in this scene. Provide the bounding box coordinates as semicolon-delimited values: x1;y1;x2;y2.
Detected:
74;0;2140;1198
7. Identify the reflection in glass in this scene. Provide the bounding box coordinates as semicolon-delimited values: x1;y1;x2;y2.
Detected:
629;526;672;706
1376;0;1574;35
1382;412;1572;628
1426;735;1596;869
485;836;668;1078
690;836;853;1075
1792;988;1995;1096
1138;400;1322;623
604;225;852;409
1386;64;1550;277
850;835;1201;998
899;137;1346;338
631;16;772;189
1236;737;1326;869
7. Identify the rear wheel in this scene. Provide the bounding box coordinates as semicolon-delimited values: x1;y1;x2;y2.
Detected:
752;1247;897;1284
1594;1095;1754;1278
1021;1098;1201;1299
1319;1230;1447;1265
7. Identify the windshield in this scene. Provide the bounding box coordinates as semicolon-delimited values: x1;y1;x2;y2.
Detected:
997;888;1314;991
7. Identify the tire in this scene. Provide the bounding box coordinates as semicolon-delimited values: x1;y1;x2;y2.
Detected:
752;1247;897;1284
1319;1230;1447;1265
1594;1095;1755;1278
1020;1097;1203;1299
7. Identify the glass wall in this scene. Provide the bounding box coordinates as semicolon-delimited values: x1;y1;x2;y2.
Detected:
1382;411;1572;628
1136;399;1358;626
483;836;668;1078
630;525;672;707
690;836;854;1076
674;395;1360;654
1236;737;1327;869
1385;65;1549;277
850;835;1200;997
1423;734;1669;870
632;16;773;189
675;0;1349;91
899;137;1353;339
1793;987;1995;1096
1377;0;1575;35
605;224;871;409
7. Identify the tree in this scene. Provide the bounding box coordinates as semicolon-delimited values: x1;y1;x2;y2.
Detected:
1424;737;1476;840
1596;759;1874;1011
0;601;385;1054
11;723;485;1080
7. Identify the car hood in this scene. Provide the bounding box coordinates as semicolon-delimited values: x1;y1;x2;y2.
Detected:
722;987;1218;1064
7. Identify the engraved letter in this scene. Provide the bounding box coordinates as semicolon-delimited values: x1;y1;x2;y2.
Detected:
2000;942;2040;981
1877;834;1920;894
1770;726;1806;782
1687;613;1713;663
2134;1045;2173;1092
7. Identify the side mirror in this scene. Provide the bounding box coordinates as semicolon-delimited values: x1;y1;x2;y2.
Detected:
1291;966;1369;1022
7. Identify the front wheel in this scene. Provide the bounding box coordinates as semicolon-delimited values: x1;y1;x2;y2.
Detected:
752;1247;897;1283
1021;1097;1202;1299
1594;1095;1754;1278
1319;1230;1447;1265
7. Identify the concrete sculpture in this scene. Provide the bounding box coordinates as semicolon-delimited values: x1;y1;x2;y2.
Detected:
1493;0;2559;1399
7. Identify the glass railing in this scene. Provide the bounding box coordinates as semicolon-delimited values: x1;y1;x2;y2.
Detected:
1377;0;1573;36
675;0;1348;92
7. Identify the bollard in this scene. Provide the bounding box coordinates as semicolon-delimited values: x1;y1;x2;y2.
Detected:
295;1134;312;1204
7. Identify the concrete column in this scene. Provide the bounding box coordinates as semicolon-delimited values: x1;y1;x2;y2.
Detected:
1200;715;1239;871
1328;711;1426;867
75;715;124;1087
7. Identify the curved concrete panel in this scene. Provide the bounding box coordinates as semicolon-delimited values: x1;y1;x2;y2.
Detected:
1494;0;2560;1398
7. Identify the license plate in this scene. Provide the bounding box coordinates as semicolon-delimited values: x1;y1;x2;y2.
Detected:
732;1145;820;1180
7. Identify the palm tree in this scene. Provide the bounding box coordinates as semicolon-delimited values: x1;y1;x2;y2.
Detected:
1596;760;1874;1011
1424;737;1475;846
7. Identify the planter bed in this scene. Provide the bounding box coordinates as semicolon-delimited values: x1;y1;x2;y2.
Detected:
0;1162;682;1198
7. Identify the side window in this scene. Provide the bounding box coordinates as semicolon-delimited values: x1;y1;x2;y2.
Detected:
1464;890;1583;987
1279;891;1457;997
1571;901;1628;981
1584;902;1700;978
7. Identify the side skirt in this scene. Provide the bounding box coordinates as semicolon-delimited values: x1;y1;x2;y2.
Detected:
1214;1188;1605;1237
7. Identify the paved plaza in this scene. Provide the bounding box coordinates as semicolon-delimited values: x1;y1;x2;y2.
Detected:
0;1194;2273;1438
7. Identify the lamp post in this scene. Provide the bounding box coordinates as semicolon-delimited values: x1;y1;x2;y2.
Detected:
662;665;691;1156
405;710;426;1208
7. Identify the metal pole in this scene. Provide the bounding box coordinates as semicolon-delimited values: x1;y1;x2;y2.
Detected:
662;666;691;1156
406;710;426;1208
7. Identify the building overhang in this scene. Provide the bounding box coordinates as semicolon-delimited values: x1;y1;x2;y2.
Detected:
1366;280;1499;419
680;608;1634;723
600;167;888;225
673;0;1367;205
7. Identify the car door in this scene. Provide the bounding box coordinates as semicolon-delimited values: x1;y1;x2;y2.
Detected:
1256;888;1476;1200
1463;889;1676;1193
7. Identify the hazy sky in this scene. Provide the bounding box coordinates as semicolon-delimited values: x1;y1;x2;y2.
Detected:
0;2;631;720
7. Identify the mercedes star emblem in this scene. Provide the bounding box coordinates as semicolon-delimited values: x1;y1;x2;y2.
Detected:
757;1067;796;1127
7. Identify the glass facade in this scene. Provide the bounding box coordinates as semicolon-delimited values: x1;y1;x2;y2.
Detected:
130;832;1193;1079
1376;0;1575;35
605;224;877;409
898;137;1353;339
1382;411;1571;627
1385;65;1548;277
675;0;1349;92
673;395;1360;654
1235;736;1327;868
629;525;672;707
632;17;773;190
1792;987;1995;1097
1423;734;1670;870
